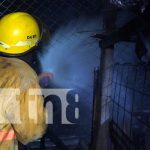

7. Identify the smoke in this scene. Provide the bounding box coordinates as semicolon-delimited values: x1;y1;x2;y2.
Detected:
39;17;101;89
38;17;101;139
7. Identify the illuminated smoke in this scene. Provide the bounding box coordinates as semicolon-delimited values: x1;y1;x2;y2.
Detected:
39;17;101;89
39;17;101;138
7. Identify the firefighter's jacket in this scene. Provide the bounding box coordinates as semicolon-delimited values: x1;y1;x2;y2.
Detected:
0;57;47;150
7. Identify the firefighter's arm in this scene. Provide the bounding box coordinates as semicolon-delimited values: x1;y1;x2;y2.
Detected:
5;82;47;145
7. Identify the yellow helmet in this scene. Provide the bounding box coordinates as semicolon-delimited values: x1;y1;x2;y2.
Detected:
0;12;40;55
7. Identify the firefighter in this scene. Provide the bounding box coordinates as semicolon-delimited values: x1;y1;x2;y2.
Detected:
0;12;47;149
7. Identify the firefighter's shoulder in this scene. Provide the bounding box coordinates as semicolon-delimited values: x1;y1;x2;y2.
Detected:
0;57;39;90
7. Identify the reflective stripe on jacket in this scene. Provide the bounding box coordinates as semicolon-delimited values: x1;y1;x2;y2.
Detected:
0;129;16;142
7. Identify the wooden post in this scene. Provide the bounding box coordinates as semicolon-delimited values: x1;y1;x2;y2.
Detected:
92;1;117;150
91;68;100;150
